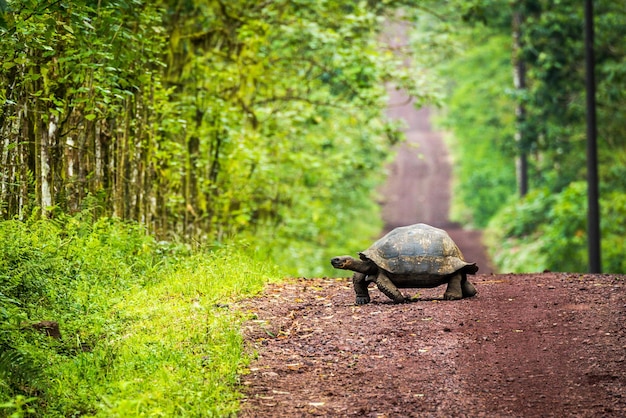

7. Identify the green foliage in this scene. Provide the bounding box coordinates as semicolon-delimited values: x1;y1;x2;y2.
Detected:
421;0;626;272
597;191;626;273
484;190;548;273
0;395;37;418
0;0;445;277
486;183;626;273
0;215;277;416
435;31;517;227
0;2;420;225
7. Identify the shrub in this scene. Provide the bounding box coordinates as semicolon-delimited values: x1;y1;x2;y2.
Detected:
486;182;626;273
0;214;277;417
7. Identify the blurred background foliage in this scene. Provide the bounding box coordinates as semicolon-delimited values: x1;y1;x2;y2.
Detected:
419;0;626;273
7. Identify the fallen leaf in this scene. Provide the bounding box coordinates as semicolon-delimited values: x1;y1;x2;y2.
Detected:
286;363;301;370
272;390;290;395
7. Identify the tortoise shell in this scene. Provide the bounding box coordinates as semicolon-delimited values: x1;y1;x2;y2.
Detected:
359;223;477;276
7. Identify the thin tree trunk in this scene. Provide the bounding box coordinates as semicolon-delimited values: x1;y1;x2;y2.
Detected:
66;135;77;212
110;116;123;218
76;122;88;210
0;123;10;217
18;132;28;220
24;103;36;220
512;7;528;197
41;114;57;214
95;121;104;190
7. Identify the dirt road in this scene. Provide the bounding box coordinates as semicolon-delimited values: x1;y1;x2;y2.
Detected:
379;18;493;273
239;274;625;417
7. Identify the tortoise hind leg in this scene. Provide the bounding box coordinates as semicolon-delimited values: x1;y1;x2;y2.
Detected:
352;272;371;305
443;273;463;300
374;273;405;303
461;274;477;298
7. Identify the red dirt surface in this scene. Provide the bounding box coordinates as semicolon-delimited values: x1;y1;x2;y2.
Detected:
238;34;625;416
239;274;625;417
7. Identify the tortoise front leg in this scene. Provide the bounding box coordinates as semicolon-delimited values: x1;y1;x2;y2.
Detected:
352;272;371;305
443;273;463;300
374;273;405;303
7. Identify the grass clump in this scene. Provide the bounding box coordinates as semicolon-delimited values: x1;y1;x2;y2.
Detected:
0;214;277;417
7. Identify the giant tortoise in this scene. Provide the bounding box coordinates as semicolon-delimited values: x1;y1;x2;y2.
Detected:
331;223;478;304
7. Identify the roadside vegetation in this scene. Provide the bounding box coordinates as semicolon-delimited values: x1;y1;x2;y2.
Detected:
0;213;277;416
422;1;626;273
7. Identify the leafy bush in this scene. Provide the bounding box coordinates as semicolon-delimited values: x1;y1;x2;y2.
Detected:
484;189;552;273
486;182;626;273
599;191;626;273
0;215;277;417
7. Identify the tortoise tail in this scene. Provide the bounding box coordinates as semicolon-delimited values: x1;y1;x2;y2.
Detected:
464;263;479;275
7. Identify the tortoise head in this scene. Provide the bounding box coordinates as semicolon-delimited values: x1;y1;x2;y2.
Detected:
331;256;376;274
331;256;354;270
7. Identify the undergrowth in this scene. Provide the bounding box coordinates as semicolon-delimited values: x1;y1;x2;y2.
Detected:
485;182;626;273
0;213;278;417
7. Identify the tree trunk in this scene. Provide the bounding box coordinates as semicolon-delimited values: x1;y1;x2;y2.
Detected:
512;7;528;197
41;114;57;214
65;135;77;212
0;122;10;217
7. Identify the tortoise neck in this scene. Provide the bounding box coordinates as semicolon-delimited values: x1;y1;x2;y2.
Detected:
351;258;377;275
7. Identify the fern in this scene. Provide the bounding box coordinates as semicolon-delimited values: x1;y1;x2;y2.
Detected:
0;294;41;398
0;348;42;395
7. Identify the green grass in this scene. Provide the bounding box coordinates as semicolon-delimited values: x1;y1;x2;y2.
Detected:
0;215;278;417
